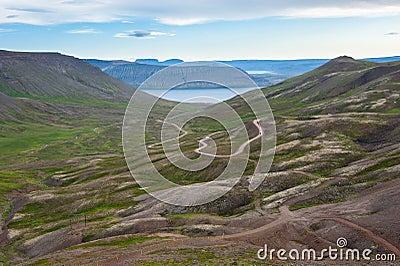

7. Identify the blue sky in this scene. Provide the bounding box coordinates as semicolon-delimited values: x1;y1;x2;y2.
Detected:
0;0;399;61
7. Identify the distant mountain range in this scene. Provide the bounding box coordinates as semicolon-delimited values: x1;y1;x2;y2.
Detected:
85;56;400;88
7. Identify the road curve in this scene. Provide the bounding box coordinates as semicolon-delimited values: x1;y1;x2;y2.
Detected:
194;119;262;158
149;119;263;159
329;217;400;257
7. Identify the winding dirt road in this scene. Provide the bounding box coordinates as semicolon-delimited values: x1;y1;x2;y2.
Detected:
194;119;262;158
144;118;400;260
149;119;263;159
329;217;400;257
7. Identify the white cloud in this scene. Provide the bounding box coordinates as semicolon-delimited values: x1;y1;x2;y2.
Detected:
66;28;101;34
156;17;211;26
114;30;175;39
284;5;400;18
0;28;15;32
1;0;400;25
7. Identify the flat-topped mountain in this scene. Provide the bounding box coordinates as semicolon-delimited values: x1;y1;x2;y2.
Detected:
86;56;400;90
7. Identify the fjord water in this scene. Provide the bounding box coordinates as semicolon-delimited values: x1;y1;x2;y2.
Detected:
140;87;256;103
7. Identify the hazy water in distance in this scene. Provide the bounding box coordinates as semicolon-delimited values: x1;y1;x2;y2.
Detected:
140;87;256;103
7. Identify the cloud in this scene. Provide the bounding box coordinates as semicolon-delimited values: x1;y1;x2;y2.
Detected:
385;32;399;35
114;30;175;39
1;0;400;25
61;0;96;4
6;7;50;13
0;27;15;32
66;28;101;34
156;17;211;26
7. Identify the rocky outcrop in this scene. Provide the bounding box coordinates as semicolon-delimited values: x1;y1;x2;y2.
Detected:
0;222;7;246
18;228;82;258
104;217;168;238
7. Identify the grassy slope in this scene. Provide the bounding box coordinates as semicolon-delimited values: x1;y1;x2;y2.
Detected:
0;51;133;223
266;57;400;115
0;50;134;101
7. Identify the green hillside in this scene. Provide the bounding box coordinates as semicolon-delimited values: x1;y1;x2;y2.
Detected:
0;50;134;105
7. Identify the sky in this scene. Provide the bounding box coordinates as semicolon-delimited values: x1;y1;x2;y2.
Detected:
0;0;400;61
